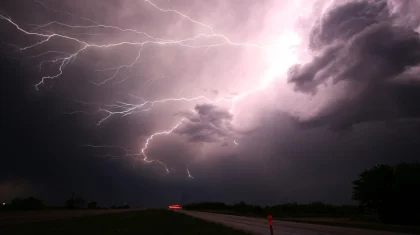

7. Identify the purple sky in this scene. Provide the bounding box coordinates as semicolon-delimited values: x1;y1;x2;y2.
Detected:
1;0;420;207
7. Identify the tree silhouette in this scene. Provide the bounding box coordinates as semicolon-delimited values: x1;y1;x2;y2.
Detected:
8;197;45;210
352;162;420;225
352;164;394;209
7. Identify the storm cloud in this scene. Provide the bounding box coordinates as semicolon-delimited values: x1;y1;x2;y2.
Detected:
175;104;234;143
288;0;420;128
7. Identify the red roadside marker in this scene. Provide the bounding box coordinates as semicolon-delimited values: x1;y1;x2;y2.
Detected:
268;214;274;235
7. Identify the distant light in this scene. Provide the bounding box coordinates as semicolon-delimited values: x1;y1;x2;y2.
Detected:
168;204;182;210
2;202;5;206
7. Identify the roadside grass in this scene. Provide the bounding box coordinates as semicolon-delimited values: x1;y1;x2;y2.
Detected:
187;210;420;234
280;218;420;234
0;209;252;235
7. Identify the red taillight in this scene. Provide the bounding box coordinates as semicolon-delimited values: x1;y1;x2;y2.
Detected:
168;204;182;209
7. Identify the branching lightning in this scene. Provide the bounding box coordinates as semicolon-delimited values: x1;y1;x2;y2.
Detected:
0;0;302;177
140;118;186;172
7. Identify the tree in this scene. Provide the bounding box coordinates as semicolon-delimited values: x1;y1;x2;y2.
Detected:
9;197;45;210
352;164;394;209
352;162;420;225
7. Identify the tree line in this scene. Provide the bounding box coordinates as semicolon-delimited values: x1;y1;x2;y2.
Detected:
184;162;420;226
0;192;130;211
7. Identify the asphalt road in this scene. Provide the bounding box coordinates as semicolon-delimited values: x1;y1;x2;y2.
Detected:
0;209;142;226
181;211;413;235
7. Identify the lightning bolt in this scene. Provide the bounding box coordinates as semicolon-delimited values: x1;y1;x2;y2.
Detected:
187;168;194;179
0;0;295;177
140;118;186;172
93;96;232;125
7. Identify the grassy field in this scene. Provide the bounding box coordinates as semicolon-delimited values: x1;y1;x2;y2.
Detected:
280;218;420;234
0;210;252;235
189;210;420;234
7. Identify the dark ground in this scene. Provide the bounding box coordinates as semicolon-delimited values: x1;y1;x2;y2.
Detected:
188;209;420;234
0;209;251;235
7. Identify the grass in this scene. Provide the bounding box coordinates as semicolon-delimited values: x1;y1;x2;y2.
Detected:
187;210;420;234
0;209;252;235
279;218;420;234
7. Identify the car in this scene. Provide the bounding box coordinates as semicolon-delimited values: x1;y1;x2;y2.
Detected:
168;204;182;210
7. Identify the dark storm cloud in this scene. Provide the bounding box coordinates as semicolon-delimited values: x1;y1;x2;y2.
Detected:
175;104;234;143
290;23;420;90
288;0;420;128
287;44;342;93
309;0;389;50
191;111;420;205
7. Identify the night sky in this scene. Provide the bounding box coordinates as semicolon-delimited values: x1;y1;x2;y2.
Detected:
1;0;420;208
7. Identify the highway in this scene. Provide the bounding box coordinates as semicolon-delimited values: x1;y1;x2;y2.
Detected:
181;210;413;235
